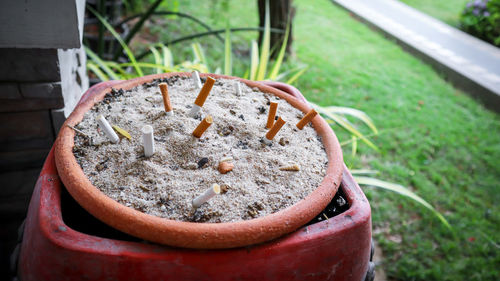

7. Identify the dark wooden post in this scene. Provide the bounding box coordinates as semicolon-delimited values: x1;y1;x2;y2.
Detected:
0;0;88;276
258;0;295;59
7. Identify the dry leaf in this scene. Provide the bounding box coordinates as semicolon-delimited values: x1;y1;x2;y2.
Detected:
112;125;131;140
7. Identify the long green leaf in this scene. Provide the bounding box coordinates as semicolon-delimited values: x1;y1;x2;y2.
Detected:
148;46;162;74
323;106;378;134
312;102;379;151
354;176;452;231
269;20;290;80
87;5;144;76
224;27;232;76
87;62;109;81
285;66;308;85
191;42;209;72
349;169;379;175
84;46;120;80
250;40;259;80
351;136;357;156
256;0;270;81
105;61;132;79
119;62;175;72
340;131;379;147
159;44;173;67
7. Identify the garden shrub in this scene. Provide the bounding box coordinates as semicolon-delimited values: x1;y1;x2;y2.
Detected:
459;0;500;46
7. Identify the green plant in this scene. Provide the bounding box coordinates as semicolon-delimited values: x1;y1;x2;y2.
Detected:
86;1;305;84
460;0;500;46
311;102;452;231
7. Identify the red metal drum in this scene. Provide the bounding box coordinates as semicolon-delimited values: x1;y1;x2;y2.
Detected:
17;82;372;281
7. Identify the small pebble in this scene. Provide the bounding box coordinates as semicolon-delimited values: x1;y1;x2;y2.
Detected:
198;157;209;169
258;106;266;114
185;163;198;170
279;137;289;146
218;162;234;174
336;196;346;207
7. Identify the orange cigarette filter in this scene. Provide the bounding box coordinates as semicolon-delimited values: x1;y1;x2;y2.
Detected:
192;115;213;138
296;109;318;130
265;117;286;141
194;77;216;107
159;83;173;112
266;102;278;129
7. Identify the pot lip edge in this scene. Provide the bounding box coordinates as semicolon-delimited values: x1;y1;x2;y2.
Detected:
54;72;344;246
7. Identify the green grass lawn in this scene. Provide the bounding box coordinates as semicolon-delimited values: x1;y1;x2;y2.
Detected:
146;0;500;280
399;0;469;26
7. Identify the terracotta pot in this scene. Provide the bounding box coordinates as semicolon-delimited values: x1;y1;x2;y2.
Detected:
54;73;344;249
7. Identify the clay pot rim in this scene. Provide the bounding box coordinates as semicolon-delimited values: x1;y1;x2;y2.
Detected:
54;72;343;249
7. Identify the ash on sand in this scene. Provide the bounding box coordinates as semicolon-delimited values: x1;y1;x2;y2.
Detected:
73;76;329;223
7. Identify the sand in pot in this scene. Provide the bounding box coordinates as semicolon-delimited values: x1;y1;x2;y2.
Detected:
72;76;328;223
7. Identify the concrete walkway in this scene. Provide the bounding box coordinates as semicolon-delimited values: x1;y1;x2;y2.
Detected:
332;0;500;111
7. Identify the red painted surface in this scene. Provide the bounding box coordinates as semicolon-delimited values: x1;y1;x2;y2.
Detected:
18;81;372;281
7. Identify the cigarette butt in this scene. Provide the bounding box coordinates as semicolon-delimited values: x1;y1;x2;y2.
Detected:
66;124;90;138
142;125;155;157
158;83;173;113
296;109;318;130
218;162;234;174
235;81;242;96
194;76;215;107
192;115;213;138
265;117;286;141
192;183;221;209
188;104;201;118
96;115;119;143
192;71;202;89
266;102;278;129
279;164;300;171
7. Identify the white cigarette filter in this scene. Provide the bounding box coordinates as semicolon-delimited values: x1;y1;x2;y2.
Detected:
192;184;221;209
188;104;201;118
192;70;202;89
142;125;155;157
235;81;242;96
96;115;119;144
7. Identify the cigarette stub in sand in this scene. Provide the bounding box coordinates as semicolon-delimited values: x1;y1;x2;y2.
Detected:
189;76;216;117
264;116;286;144
296;109;318;130
142;125;155;157
279;164;300;171
192;183;221;209
191;70;202;89
96;115;119;143
158;83;173;116
192;115;213;138
235;81;242;96
266;102;278;129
